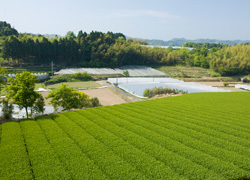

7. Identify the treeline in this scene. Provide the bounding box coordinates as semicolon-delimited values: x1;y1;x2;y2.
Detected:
1;31;126;67
182;42;227;49
0;21;18;37
145;37;250;46
1;21;250;76
0;32;212;68
2;32;250;75
209;44;250;75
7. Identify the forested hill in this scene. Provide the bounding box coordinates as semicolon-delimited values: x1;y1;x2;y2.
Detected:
0;21;18;37
1;21;250;76
140;38;250;46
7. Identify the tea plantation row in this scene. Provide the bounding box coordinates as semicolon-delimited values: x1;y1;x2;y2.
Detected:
1;92;250;179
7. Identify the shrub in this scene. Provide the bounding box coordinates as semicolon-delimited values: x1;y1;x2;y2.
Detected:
2;99;13;120
210;72;221;77
143;87;187;97
71;72;93;81
46;84;90;111
123;70;129;77
90;97;102;107
223;82;229;87
143;89;150;97
45;72;93;85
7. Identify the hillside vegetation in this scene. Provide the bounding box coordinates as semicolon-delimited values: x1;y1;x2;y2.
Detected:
1;92;250;179
1;21;250;76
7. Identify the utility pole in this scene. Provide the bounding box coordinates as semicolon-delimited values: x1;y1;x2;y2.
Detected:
51;61;53;76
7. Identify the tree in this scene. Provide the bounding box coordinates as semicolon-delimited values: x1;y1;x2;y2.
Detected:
0;21;18;36
65;31;76;38
46;83;90;111
0;67;6;92
0;67;13;120
6;71;45;118
2;99;13;120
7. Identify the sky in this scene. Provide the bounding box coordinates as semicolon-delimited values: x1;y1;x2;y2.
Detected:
1;0;250;41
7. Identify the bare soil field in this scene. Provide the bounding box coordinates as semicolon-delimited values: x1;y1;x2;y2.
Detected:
79;88;126;106
40;87;126;107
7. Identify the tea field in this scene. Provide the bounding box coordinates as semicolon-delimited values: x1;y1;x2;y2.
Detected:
1;92;250;180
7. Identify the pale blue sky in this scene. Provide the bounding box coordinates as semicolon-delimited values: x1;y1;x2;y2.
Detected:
1;0;250;40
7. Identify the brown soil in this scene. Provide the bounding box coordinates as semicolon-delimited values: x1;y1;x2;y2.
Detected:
40;87;126;107
79;88;126;106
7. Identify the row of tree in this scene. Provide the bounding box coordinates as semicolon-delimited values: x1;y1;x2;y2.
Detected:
1;69;101;119
1;31;126;67
209;44;250;75
1;21;250;76
182;42;227;49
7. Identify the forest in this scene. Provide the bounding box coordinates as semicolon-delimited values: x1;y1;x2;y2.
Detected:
1;21;250;76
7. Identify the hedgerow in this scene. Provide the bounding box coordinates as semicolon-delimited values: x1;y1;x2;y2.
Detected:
83;108;247;179
65;111;187;180
20;120;70;180
0;122;33;180
36;116;108;180
51;113;147;180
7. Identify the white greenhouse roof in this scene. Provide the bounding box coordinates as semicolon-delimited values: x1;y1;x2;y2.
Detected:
0;104;63;119
108;77;231;98
55;66;167;77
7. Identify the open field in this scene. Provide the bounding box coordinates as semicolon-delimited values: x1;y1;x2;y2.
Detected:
1;92;250;179
45;81;102;90
156;66;242;82
79;88;126;106
36;81;102;91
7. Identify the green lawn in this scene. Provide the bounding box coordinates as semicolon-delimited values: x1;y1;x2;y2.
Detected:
1;92;250;179
45;81;102;90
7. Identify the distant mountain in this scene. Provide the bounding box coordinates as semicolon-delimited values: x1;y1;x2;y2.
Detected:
132;37;250;46
30;33;63;38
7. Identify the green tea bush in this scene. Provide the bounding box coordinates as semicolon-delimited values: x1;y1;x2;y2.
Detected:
1;92;250;180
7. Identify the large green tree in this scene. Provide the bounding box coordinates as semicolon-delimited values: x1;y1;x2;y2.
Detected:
0;66;6;93
6;71;45;118
46;83;90;111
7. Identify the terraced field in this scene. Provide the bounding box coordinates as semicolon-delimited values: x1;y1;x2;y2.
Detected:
1;92;250;180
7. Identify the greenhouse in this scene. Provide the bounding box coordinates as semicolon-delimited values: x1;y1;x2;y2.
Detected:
108;78;231;98
55;66;167;77
0;104;63;119
235;84;250;91
6;73;49;80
